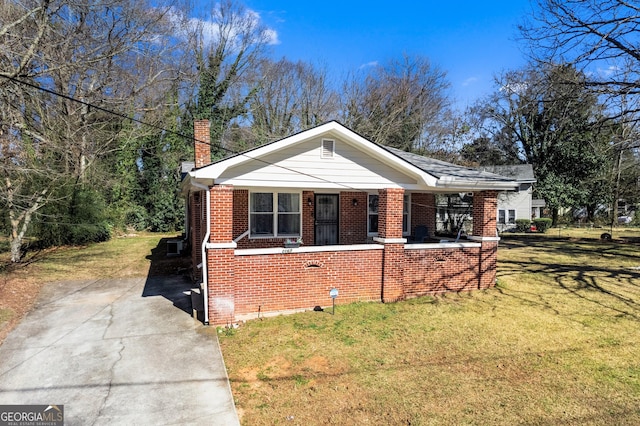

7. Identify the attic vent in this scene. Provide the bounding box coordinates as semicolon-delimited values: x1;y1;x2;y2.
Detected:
321;139;335;158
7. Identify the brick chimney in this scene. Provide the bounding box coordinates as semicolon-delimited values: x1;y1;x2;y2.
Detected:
194;119;211;168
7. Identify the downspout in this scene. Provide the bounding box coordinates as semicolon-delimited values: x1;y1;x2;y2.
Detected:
192;182;211;325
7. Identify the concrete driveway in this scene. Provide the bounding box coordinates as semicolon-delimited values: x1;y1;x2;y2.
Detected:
0;275;239;425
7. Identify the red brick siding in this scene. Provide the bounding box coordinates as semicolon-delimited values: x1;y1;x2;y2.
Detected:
302;191;315;246
478;241;498;289
234;249;383;316
194;120;211;168
232;190;370;248
473;190;498;237
382;244;405;302
403;247;482;296
410;193;436;237
340;192;368;244
207;185;235;324
210;185;234;243
233;189;249;242
379;188;404;239
207;249;235;325
198;186;499;324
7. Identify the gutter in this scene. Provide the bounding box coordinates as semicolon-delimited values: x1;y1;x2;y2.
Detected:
192;181;211;325
436;175;519;191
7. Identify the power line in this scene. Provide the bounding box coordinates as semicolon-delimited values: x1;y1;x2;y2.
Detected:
1;74;447;210
0;74;367;191
1;73;199;146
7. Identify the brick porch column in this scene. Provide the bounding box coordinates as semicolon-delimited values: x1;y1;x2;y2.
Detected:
376;188;406;302
469;190;499;289
207;185;236;325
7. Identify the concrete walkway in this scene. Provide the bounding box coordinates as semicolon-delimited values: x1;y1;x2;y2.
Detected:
0;275;239;425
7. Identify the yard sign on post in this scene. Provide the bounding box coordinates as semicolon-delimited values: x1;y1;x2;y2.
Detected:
330;288;338;315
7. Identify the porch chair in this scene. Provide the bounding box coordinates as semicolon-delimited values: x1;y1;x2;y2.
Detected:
411;225;430;243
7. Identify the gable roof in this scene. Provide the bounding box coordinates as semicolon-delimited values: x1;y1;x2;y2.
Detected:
384;147;518;188
479;164;536;183
186;121;518;192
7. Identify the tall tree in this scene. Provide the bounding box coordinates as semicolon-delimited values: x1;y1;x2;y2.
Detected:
472;63;611;223
341;55;452;153
0;0;187;261
521;0;640;119
189;0;273;159
135;93;189;232
460;136;518;166
248;58;339;144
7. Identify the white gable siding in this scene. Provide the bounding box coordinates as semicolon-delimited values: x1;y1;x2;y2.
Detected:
216;137;417;189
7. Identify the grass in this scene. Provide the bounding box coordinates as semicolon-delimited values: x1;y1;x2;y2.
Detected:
0;232;182;341
0;232;178;281
2;227;640;423
219;228;640;425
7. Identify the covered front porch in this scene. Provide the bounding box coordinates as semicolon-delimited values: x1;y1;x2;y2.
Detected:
192;186;499;325
183;120;514;324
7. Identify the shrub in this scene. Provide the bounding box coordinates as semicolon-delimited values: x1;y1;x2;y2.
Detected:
124;206;148;231
515;219;531;232
36;187;112;247
533;218;553;233
68;222;112;245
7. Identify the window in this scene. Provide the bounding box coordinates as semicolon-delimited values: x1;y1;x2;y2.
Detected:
508;209;516;224
403;194;410;235
368;194;379;234
498;209;506;224
250;192;300;237
321;139;335;158
367;193;409;235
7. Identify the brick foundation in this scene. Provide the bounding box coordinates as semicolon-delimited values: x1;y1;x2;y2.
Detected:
234;249;383;316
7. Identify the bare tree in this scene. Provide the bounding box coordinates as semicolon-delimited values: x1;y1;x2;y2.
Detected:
521;0;640;117
340;55;452;153
248;58;339;143
471;63;612;223
189;0;275;154
0;0;189;261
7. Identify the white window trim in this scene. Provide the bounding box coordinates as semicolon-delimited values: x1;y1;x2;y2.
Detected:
367;193;379;236
367;193;411;236
249;191;302;238
498;209;516;225
403;193;411;237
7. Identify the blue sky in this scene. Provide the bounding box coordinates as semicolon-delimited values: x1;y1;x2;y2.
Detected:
243;0;533;110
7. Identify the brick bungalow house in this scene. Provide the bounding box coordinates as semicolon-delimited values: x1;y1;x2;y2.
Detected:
182;120;518;325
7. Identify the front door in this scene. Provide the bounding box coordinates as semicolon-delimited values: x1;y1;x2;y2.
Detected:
315;194;339;245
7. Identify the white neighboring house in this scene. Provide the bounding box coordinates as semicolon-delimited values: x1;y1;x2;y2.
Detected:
480;165;540;232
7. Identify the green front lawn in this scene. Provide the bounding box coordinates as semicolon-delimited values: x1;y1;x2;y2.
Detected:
220;230;640;425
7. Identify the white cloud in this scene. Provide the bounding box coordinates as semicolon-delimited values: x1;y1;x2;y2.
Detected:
168;6;279;48
263;28;280;45
462;77;478;87
597;65;620;77
359;61;378;69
